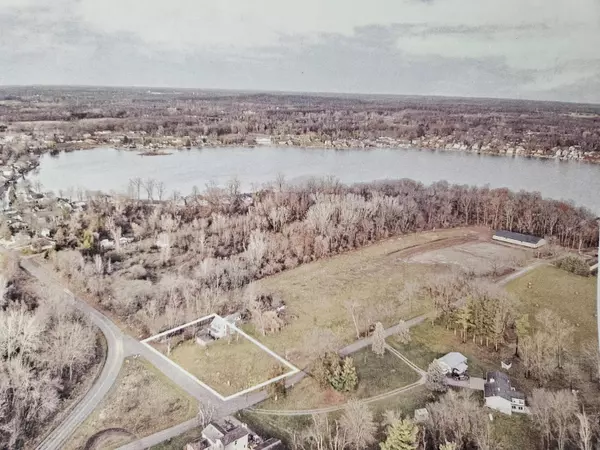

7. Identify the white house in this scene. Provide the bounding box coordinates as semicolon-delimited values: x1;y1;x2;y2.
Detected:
436;352;468;375
185;418;282;450
484;371;526;415
492;230;546;249
208;313;241;340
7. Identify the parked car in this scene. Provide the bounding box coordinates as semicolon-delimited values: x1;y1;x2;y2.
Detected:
451;368;470;381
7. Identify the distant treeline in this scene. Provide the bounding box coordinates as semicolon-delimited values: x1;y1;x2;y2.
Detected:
1;87;599;162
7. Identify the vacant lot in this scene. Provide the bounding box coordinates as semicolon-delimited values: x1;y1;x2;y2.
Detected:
260;347;421;410
254;228;481;366
167;333;292;397
506;265;597;344
408;241;531;276
65;358;197;450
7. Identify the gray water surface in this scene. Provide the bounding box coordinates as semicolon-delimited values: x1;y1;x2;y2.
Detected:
28;147;600;213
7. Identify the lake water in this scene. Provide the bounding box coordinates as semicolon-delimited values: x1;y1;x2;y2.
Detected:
28;147;600;213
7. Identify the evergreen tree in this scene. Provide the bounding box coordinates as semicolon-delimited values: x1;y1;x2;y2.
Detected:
455;305;471;342
340;356;358;391
379;418;418;450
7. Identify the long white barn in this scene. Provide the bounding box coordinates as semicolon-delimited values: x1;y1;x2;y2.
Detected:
492;230;546;249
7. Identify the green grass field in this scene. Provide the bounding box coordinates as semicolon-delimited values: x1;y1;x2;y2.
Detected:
254;229;477;367
168;334;291;397
388;322;497;379
65;358;197;450
261;347;421;411
506;265;597;345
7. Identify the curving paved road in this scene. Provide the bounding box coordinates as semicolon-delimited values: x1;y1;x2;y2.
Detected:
18;257;127;450
9;255;233;450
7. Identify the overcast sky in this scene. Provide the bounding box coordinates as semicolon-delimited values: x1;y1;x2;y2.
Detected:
1;0;599;103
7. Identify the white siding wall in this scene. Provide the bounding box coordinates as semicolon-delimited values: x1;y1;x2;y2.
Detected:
485;396;513;415
225;435;249;450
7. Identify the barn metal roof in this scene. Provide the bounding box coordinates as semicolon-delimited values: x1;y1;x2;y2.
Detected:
494;230;543;244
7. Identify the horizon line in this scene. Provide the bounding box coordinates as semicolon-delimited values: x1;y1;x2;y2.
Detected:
1;83;599;107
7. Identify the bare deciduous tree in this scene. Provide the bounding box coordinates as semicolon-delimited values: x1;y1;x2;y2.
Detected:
340;400;376;450
372;321;386;356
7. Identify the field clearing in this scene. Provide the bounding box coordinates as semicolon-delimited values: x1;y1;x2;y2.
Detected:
506;265;597;344
388;322;502;378
167;334;291;397
64;358;197;450
260;347;421;410
407;241;532;276
254;228;482;367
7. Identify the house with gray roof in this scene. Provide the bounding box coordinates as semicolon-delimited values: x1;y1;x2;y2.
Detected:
484;371;526;415
492;230;546;248
185;417;282;450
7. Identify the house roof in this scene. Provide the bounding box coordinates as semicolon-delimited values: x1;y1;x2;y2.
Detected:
484;371;524;401
494;230;543;244
437;352;467;369
222;426;249;445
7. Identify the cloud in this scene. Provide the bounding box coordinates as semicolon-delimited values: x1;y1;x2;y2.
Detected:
0;0;599;103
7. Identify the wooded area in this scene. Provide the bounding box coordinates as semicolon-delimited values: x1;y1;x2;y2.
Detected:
1;87;599;164
0;256;100;449
47;176;598;337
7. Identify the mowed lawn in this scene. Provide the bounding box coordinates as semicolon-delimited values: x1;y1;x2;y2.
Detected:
254;228;477;367
388;322;497;379
506;265;597;344
260;347;421;410
168;336;292;397
65;358;197;450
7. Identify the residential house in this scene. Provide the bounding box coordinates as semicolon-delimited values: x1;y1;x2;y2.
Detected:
185;418;282;450
484;371;526;415
208;313;241;340
492;230;546;249
436;352;468;375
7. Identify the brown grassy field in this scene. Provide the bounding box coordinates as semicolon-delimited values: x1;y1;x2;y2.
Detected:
506;265;597;345
64;358;197;450
168;334;291;397
253;228;481;367
408;241;532;276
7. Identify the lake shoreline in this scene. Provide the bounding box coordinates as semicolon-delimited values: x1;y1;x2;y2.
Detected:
27;145;600;214
52;142;600;165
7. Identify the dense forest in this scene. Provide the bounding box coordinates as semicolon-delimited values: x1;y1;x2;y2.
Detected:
0;256;99;449
49;177;598;336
